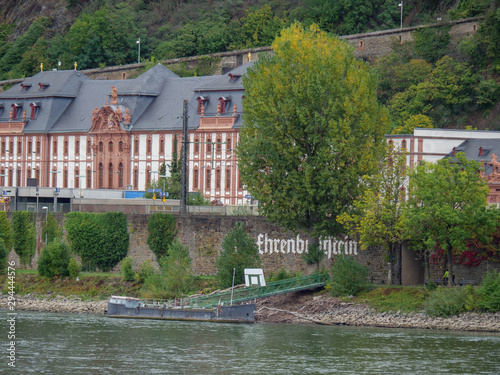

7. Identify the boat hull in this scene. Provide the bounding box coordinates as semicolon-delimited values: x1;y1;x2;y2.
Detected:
107;301;255;323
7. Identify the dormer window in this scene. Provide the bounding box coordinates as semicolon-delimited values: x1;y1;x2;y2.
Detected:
218;96;231;114
20;83;32;91
228;73;241;82
30;102;40;120
479;147;484;156
38;82;50;90
196;96;209;114
11;103;22;119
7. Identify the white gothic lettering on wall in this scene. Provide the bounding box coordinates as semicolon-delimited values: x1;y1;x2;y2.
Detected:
255;234;358;259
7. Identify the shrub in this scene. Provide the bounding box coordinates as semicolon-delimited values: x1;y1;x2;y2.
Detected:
42;213;62;245
159;240;194;297
137;259;156;284
424;287;469;317
65;212;129;271
330;253;371;297
216;223;261;288
269;268;293;282
68;258;80;280
12;211;36;266
147;213;177;259
426;280;438;291
121;257;135;282
0;211;12;252
38;239;72;278
477;270;500;312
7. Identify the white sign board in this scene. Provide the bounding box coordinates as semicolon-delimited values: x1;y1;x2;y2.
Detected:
244;268;266;287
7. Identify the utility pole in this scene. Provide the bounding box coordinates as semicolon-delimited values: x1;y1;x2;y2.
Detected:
180;99;189;214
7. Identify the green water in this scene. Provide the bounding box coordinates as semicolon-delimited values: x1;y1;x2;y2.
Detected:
2;310;500;374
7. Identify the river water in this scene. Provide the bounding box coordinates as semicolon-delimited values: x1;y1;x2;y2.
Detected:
2;310;500;374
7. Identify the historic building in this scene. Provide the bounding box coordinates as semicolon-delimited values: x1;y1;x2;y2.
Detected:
387;128;500;204
0;63;251;205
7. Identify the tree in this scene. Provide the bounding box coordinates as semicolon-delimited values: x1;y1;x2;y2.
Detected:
413;25;451;64
159;239;194;297
0;211;12;252
38;239;72;279
338;143;408;285
216;223;261;288
147;213;177;259
406;152;496;286
238;23;389;244
42;212;62;245
12;211;36;267
0;238;7;274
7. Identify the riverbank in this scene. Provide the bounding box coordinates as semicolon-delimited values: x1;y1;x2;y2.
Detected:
1;291;499;332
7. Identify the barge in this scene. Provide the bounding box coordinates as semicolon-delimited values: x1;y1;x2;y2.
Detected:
107;296;255;323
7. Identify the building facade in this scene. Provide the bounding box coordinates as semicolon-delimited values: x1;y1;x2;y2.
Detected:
0;63;253;206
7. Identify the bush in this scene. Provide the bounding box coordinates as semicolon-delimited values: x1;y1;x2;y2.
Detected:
38;240;72;278
68;258;80;280
137;259;156;284
147;213;177;259
302;243;326;271
216;223;261;288
121;257;135;282
424;287;470;317
12;211;36;266
477;270;500;312
65;212;129;271
269;268;293;282
159;240;194;297
426;280;438;291
330;254;371;297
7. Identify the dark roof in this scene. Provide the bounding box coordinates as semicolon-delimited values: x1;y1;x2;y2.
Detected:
445;138;500;175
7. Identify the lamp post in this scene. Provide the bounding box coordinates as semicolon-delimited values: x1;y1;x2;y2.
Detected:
159;174;167;204
399;1;403;29
76;175;86;212
42;206;48;245
51;170;61;212
136;38;141;63
149;170;159;208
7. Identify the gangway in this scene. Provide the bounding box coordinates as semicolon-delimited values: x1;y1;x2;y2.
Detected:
188;273;329;309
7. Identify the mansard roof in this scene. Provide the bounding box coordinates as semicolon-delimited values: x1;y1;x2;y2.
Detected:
445;138;500;175
195;61;254;92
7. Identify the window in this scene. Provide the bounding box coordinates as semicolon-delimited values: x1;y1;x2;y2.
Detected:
194;169;199;189
401;139;407;150
52;170;57;187
17;141;22;154
206;169;211;189
134;168;138;190
0;170;4;185
9;141;13;155
86;169;91;188
8;169;12;186
63;169;68;188
11;103;22;119
75;169;80;188
64;140;68;155
194;138;199;153
98;141;103;153
28;141;32;154
29;102;40;119
108;141;113;153
108;163;113;188
216;138;222;152
216;169;221;189
238;171;243;189
134;139;139;155
146;168;151;186
1;141;4;154
160;139;164;154
53;140;57;154
226;169;231;189
207;138;212;153
118;141;123;152
226;138;232;152
27;168;32;179
99;163;104;188
196;96;208;114
147;139;152;154
87;140;91;154
119;163;124;188
218;97;230;114
359;40;364;50
75;139;80;155
36;140;41;154
16;168;21;186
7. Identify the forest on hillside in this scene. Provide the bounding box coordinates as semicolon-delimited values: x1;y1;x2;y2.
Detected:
0;0;499;132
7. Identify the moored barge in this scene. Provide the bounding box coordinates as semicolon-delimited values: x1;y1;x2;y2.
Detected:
107;296;255;323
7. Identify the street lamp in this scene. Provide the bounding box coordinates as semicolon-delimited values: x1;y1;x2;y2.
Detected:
159;174;167;203
398;1;403;29
42;206;48;245
51;170;61;212
136;38;141;63
76;175;86;212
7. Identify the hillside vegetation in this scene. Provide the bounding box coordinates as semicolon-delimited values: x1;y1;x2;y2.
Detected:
0;0;499;131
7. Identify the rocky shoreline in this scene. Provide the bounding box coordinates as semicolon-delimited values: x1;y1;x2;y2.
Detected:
1;292;499;332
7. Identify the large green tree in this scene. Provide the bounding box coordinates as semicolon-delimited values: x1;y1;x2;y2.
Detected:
407;153;496;286
238;23;389;242
12;211;36;266
338;143;408;285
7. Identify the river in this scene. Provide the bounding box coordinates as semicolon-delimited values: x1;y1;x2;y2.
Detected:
2;311;500;374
